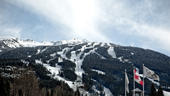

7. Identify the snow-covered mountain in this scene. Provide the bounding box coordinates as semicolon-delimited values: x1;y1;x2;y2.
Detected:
0;38;170;96
0;38;88;49
0;38;52;48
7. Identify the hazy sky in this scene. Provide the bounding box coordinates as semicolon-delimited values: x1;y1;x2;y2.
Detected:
0;0;170;56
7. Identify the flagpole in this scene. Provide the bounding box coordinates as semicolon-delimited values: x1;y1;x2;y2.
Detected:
125;69;127;96
133;66;135;96
143;64;145;96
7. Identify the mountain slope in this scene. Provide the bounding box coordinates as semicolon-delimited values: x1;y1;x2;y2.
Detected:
0;39;170;96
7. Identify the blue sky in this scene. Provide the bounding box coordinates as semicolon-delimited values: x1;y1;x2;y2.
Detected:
0;0;170;56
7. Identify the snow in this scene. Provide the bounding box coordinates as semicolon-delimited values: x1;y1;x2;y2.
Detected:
50;53;57;57
58;57;63;63
28;55;31;58
104;87;113;96
57;47;73;59
100;43;106;47
131;52;134;55
21;60;29;66
36;49;41;54
118;57;123;62
3;39;21;48
57;43;102;89
18;40;53;47
41;47;48;52
58;46;85;79
70;51;85;78
107;47;116;58
0;50;1;52
43;63;61;75
164;91;170;96
91;69;105;75
34;59;79;90
36;47;48;55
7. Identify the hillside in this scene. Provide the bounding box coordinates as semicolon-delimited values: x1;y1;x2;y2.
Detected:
0;38;170;96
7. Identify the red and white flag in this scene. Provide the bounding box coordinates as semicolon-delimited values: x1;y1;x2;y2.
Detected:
134;68;143;86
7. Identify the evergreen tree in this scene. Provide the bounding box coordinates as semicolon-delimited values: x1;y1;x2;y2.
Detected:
150;83;157;96
157;86;164;96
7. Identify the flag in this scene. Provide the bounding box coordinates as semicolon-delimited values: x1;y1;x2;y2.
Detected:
125;71;129;93
134;68;143;86
143;66;160;81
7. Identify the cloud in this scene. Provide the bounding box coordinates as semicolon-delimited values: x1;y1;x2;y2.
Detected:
0;14;22;39
0;23;22;39
96;0;170;53
7;0;111;42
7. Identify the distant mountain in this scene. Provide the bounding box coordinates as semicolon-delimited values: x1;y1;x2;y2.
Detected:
0;38;170;96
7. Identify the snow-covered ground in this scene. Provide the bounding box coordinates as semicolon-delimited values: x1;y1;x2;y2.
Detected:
107;46;116;58
91;69;105;75
103;87;113;96
163;91;170;96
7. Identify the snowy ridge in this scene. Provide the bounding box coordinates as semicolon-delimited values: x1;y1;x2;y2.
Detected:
18;40;53;47
2;38;21;48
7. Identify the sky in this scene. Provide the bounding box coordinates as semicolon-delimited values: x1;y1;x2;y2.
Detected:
0;0;170;56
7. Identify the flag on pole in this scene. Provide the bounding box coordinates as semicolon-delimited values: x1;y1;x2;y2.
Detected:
125;71;129;93
134;68;143;86
143;66;160;81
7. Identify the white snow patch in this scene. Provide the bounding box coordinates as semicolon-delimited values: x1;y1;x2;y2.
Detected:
107;47;116;58
36;47;48;55
41;47;48;53
91;69;105;75
35;59;43;64
131;52;134;55
100;43;106;47
104;87;113;96
0;50;2;52
44;63;61;75
50;53;56;57
124;59;129;62
118;57;123;62
164;90;170;96
58;57;63;63
57;47;73;59
36;49;41;54
28;55;31;58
